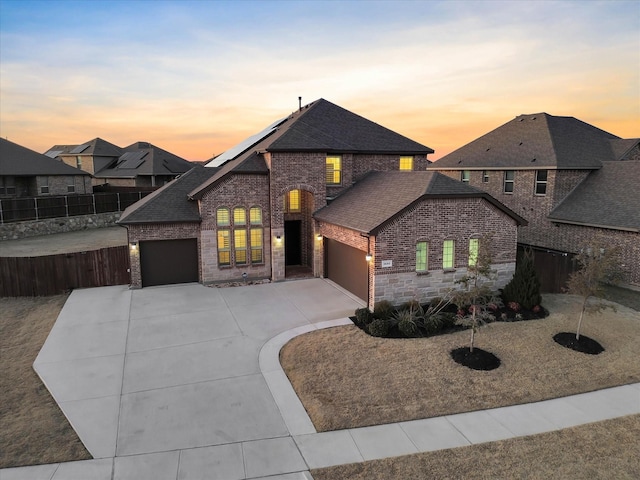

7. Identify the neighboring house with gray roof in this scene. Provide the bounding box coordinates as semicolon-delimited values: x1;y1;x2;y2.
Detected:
46;138;193;188
1;138;92;197
119;98;521;306
429;113;640;286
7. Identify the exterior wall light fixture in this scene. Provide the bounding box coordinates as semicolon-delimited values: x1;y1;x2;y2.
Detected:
130;242;137;251
276;235;282;243
365;253;372;262
316;234;323;241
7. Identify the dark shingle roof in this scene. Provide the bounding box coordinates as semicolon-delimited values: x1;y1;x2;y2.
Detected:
190;99;433;199
609;138;640;160
95;141;193;178
314;171;525;234
1;138;90;176
118;166;218;224
267;99;434;154
431;113;622;170
46;137;123;158
548;161;640;232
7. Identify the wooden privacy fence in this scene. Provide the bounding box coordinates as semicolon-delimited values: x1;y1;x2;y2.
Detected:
520;246;577;294
0;246;130;296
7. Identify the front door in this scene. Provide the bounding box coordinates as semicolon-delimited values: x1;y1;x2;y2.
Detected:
284;220;301;265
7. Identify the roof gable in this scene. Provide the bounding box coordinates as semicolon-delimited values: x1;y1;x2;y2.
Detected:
314;171;524;233
431;113;622;170
118;166;218;224
1;138;90;176
94;142;193;178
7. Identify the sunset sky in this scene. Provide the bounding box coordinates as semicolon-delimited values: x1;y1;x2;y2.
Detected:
1;0;638;162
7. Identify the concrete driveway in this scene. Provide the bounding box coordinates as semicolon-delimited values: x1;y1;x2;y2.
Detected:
27;279;363;479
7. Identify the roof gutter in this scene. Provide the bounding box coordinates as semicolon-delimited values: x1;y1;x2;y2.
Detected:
548;218;638;233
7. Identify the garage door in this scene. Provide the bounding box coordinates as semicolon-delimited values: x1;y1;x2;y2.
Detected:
139;238;198;287
325;238;368;301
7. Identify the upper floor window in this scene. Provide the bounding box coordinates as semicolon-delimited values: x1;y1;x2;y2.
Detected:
399;156;414;171
217;207;230;226
443;240;455;269
67;176;75;193
233;207;246;225
249;206;262;225
326;155;342;185
76;156;82;169
535;170;548;195
416;241;428;272
504;170;515;193
461;170;470;183
469;238;479;266
482;170;489;183
285;189;301;213
1;177;16;196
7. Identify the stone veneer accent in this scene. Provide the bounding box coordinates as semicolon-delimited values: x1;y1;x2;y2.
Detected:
0;212;120;240
374;263;516;305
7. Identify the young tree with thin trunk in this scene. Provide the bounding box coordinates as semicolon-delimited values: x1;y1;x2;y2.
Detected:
565;240;625;340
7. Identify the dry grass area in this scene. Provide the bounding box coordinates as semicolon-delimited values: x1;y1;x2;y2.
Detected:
311;414;640;480
280;294;640;431
0;295;91;468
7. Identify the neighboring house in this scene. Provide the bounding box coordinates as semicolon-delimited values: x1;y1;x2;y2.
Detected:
1;138;91;197
118;98;522;307
429;113;640;286
46;138;193;188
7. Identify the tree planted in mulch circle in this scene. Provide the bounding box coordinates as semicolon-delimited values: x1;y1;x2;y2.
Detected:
554;239;625;355
450;235;502;371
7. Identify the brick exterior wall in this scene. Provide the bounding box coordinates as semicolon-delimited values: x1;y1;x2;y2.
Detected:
35;175;91;196
199;173;272;284
126;222;201;288
319;196;518;307
435;167;639;286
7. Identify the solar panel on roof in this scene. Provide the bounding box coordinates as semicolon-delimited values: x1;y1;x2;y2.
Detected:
45;150;63;158
208;117;286;167
70;144;90;154
117;151;147;169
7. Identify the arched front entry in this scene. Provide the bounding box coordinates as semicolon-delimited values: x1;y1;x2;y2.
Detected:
282;188;315;278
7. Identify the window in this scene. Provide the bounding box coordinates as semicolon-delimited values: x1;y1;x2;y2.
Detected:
250;228;263;263
443;240;455;269
469;238;479;266
416;242;428;272
285;189;301;212
504;170;515;193
217;230;231;266
461;170;470;183
0;177;16;196
326;155;342;185
76;156;82;169
399;156;414;171
249;206;262;225
217;207;230;226
234;229;247;264
67;177;75;193
233;207;246;225
482;170;489;183
40;177;49;194
535;170;548;195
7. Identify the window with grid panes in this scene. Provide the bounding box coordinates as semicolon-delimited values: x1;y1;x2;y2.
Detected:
443;240;455;269
416;241;428;272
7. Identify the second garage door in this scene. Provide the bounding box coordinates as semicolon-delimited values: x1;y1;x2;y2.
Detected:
325;238;368;301
139;238;199;287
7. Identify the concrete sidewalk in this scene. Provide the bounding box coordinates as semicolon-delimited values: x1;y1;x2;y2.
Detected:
2;280;639;480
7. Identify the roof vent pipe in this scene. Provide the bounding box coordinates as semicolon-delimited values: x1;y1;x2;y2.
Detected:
298;96;302;112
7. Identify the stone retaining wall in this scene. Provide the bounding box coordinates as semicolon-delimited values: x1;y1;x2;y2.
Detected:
0;212;121;240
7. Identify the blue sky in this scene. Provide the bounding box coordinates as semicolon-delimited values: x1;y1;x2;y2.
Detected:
1;0;638;160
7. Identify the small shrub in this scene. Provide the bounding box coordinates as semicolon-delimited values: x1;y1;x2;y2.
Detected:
400;299;421;312
354;307;372;326
508;301;521;312
368;318;390;337
420;314;444;335
373;300;394;320
398;318;420;337
502;247;542;310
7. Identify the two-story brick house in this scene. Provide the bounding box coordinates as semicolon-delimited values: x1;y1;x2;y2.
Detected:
429;113;640;286
119;99;524;306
